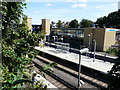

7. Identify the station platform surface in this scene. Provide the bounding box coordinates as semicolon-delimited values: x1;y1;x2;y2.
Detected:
45;42;118;59
35;46;114;74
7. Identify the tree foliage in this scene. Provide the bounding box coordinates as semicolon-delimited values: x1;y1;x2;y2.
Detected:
56;20;63;29
96;10;120;28
95;16;107;28
1;2;45;89
108;62;120;89
69;19;79;28
80;19;93;28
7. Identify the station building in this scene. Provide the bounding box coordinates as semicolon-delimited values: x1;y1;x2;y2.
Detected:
27;18;119;51
84;28;118;51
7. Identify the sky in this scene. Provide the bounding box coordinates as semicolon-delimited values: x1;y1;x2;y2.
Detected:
24;0;120;25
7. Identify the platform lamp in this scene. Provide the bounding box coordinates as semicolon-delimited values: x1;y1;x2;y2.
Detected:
93;40;96;62
88;34;91;58
78;48;89;90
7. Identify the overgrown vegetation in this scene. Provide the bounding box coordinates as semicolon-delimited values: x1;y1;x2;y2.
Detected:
107;47;120;89
108;63;120;89
105;48;119;56
1;2;46;89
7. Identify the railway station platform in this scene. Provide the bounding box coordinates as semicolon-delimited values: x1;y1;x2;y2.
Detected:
35;46;114;74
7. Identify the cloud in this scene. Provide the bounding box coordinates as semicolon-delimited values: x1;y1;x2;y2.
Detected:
111;3;117;6
72;3;87;8
45;3;52;6
95;5;104;8
34;10;40;13
67;0;88;2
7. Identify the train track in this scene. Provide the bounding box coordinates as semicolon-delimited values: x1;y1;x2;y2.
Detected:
32;54;109;90
31;65;71;89
38;51;110;83
32;57;76;89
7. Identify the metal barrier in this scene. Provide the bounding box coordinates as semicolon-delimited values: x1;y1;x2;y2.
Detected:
55;42;70;52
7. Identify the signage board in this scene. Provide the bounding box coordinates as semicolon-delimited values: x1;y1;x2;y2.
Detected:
106;29;118;31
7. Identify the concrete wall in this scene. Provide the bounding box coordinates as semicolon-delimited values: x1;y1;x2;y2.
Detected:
83;28;91;47
94;28;105;51
84;28;116;51
27;17;32;31
84;28;105;51
103;29;116;51
42;19;50;35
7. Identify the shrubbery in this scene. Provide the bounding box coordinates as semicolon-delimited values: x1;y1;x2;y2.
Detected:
1;2;45;89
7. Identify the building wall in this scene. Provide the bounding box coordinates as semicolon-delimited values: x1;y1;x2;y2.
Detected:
83;28;92;47
27;17;32;31
84;28;105;51
93;28;105;51
84;28;116;51
42;19;50;35
103;29;116;51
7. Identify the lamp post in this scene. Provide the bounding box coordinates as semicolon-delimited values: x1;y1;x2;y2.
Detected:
88;34;90;48
53;36;55;43
88;34;91;58
93;40;96;62
56;36;58;42
61;35;63;51
78;48;89;90
53;36;56;49
90;33;93;53
61;35;63;43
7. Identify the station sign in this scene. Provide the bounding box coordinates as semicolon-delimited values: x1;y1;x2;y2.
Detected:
106;29;118;31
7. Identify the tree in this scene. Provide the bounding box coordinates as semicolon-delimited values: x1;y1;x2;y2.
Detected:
1;2;45;89
50;21;55;28
108;62;120;89
69;19;79;28
96;10;120;28
56;20;63;29
107;11;120;28
64;22;69;28
80;19;93;28
95;16;107;28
